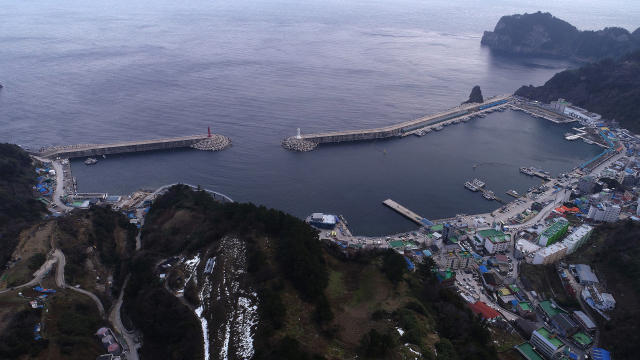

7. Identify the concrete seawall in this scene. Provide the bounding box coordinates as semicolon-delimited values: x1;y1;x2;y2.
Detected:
32;135;210;159
289;94;513;146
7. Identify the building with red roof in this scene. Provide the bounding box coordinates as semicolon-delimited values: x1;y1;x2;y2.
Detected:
467;301;501;320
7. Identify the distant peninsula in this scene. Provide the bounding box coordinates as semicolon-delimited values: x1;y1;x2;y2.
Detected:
515;49;640;132
481;11;640;62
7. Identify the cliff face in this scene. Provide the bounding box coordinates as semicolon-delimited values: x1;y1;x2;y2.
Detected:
481;12;640;62
515;49;640;132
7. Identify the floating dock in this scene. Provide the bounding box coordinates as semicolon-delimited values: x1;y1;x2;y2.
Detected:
290;94;512;145
383;199;433;226
31;135;210;159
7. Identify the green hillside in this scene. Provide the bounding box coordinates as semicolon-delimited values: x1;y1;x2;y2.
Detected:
515;49;640;132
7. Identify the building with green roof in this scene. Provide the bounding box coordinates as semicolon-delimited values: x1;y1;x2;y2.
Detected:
518;302;531;311
431;224;444;232
515;343;545;360
531;327;565;359
570;331;593;349
517;301;534;318
404;241;417;249
537;300;567;321
478;229;511;254
539;219;569;247
389;240;404;248
434;269;456;286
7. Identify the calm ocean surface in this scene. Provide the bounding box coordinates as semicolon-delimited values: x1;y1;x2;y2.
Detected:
1;0;638;235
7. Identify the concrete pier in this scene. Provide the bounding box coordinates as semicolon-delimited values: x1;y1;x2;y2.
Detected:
291;94;512;145
32;135;210;159
383;199;432;226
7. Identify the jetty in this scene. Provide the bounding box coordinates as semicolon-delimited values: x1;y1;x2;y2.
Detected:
383;199;433;226
479;188;504;203
32;134;213;159
285;94;512;148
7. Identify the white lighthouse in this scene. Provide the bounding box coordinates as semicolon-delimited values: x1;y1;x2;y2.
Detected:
296;127;301;139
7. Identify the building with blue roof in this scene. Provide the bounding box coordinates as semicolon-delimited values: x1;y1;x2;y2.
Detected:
591;348;610;360
404;257;415;272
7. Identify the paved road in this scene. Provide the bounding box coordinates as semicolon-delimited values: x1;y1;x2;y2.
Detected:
0;254;58;294
109;275;140;360
52;249;106;317
31;157;73;211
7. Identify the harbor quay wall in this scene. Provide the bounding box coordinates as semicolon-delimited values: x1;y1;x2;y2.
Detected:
33;135;209;159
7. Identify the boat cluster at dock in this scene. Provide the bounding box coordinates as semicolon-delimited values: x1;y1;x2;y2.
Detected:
464;179;495;200
411;105;509;137
281;137;318;152
190;134;233;152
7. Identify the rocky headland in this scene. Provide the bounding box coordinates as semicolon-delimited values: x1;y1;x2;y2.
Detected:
481;12;640;62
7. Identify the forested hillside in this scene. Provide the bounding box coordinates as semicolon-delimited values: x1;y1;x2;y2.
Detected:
481;12;640;62
0;144;46;274
515;49;640;132
564;220;640;359
125;185;503;360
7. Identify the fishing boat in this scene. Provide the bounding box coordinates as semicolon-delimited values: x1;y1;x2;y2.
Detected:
472;179;485;188
520;167;534;176
85;158;97;165
464;182;479;192
507;190;519;198
483;191;494;200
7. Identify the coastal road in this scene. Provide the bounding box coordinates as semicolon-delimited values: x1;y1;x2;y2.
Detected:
49;160;73;210
31;156;73;211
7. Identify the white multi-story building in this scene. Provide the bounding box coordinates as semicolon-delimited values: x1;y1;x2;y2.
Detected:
562;225;594;255
477;229;511;254
587;202;621;222
532;243;567;265
530;327;565;359
563;106;601;125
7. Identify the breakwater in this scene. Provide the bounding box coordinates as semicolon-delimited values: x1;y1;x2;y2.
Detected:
190;135;232;152
31;134;229;159
282;94;512;151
